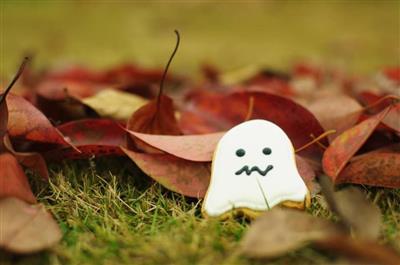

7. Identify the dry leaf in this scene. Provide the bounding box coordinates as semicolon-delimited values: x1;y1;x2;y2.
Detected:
319;175;381;240
122;147;210;198
0;197;62;253
322;106;391;179
334;188;381;240
0;153;36;204
337;152;400;188
82;89;148;121
241;208;343;258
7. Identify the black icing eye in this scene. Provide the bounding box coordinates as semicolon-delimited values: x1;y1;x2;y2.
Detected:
236;148;246;157
262;147;272;155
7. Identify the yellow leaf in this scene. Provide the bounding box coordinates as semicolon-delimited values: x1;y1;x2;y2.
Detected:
82;89;148;121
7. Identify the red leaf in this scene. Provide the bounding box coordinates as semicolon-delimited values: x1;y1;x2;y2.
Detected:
45;119;126;160
127;131;224;162
122;148;210;198
308;95;363;141
59;119;126;146
0;153;36;204
3;136;49;180
180;91;326;159
336;152;400;188
127;95;181;135
382;103;400;132
295;155;317;192
322;106;392;179
7;94;71;146
0;99;8;139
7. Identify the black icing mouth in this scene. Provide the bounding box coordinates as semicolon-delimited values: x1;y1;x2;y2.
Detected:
235;165;274;176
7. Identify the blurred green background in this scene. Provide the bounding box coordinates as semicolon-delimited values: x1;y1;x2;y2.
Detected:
1;0;399;79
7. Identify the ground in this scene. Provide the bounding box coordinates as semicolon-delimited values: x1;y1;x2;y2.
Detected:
1;2;399;265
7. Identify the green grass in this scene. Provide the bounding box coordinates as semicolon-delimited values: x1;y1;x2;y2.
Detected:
1;157;399;265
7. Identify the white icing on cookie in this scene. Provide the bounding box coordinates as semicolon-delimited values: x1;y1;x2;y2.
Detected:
203;119;308;217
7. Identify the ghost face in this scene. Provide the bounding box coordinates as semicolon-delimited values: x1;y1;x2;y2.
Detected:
202;119;309;218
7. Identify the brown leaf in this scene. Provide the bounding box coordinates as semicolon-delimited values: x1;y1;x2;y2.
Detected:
7;94;72;146
336;152;400;188
0;197;62;253
45;119;126;160
3;135;49;179
319;176;381;240
322;106;391;179
308;95;363;141
127;95;181;135
382;103;400;132
295;155;318;194
0;98;8;140
122;147;210;198
0;153;36;204
240;207;344;258
127;95;181;152
127;131;224;162
316;236;400;265
334;188;381;240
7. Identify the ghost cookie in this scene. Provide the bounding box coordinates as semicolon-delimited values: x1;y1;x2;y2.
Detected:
202;119;310;219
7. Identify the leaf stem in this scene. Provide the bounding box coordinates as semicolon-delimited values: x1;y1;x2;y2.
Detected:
295;130;336;153
0;57;30;104
156;30;180;111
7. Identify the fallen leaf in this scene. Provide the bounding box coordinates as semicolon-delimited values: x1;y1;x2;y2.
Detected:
122;147;210;198
179;91;326;159
322;106;392;179
45;119;126;160
82;89;148;121
36;91;99;123
0;96;8;139
336;152;400;188
3;135;49;179
0;153;36;204
240;207;343;258
316;236;400;265
295;155;318;194
58;119;126;146
0;197;62;253
127;131;224;162
127;95;181;135
318;176;381;240
382;103;400;132
7;93;72;146
1;57;29;140
334;188;381;240
308;95;363;141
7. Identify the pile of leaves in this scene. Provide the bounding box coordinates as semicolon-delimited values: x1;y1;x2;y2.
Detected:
1;34;399;263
